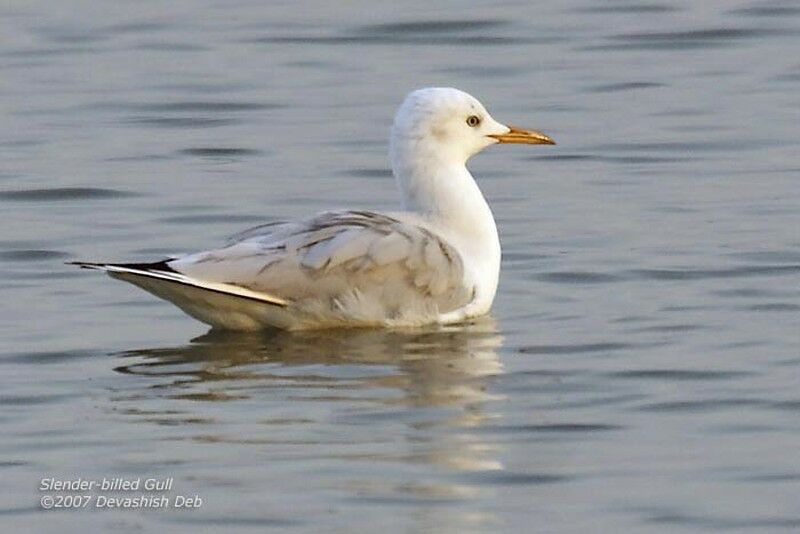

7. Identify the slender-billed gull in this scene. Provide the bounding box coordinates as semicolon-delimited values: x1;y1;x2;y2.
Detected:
73;87;554;330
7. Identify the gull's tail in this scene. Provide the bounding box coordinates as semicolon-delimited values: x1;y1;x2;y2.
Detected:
70;260;297;330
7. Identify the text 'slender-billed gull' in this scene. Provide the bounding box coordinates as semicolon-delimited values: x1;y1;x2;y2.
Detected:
74;87;555;330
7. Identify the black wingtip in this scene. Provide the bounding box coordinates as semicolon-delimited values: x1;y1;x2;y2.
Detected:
112;259;179;273
68;259;178;272
67;261;103;269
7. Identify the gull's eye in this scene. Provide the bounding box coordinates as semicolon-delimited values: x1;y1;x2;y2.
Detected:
466;115;481;127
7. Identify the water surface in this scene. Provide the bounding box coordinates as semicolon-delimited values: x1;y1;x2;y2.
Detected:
1;1;799;532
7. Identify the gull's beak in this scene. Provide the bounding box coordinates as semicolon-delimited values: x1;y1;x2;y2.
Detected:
489;126;555;145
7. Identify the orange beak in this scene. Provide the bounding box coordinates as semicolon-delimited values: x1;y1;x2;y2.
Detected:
489;126;555;145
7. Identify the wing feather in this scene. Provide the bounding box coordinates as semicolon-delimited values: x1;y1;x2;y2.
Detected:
170;210;471;317
368;231;411;266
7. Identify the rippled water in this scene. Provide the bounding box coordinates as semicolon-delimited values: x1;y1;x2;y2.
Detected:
2;1;799;532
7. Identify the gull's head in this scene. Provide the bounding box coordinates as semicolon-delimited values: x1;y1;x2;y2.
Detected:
390;87;554;169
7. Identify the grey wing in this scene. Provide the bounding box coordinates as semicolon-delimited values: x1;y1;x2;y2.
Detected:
169;210;471;315
224;220;296;246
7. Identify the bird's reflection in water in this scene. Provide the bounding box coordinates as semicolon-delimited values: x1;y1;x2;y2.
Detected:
112;319;505;473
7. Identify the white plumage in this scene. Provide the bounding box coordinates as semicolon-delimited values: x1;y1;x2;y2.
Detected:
75;87;554;330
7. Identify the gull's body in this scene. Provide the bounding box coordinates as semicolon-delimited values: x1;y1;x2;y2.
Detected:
75;88;554;330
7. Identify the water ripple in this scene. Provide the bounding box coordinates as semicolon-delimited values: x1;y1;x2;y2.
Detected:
520;342;635;355
357;19;508;34
178;148;263;157
534;271;624;284
729;250;800;263
338;168;394;179
638;399;768;413
599;28;791;50
158;214;264;225
0;249;69;262
456;471;572;486
646;512;800;529
627;324;708;333
729;6;800;17
0;393;78;405
608;369;753;381
577;4;678;14
629;265;800;280
739;473;800;482
252;19;557;46
123;117;240;128
254;34;555;46
744;303;800;312
586;81;665;93
479;423;624;434
131;102;280;112
3;350;98;364
0;187;141;201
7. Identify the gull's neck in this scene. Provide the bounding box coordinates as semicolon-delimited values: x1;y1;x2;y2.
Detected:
390;131;502;311
392;146;495;236
391;141;502;308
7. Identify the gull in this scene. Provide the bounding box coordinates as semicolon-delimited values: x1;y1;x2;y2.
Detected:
73;87;554;330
